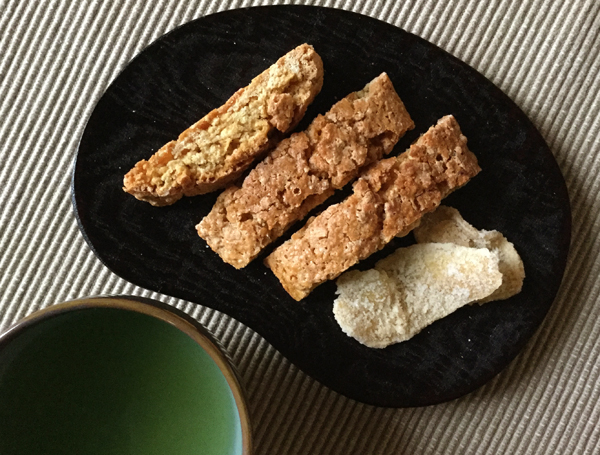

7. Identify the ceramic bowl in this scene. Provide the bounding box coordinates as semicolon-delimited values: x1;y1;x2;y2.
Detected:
0;296;251;455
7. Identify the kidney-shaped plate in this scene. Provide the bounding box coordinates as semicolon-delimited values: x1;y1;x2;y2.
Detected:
72;5;571;407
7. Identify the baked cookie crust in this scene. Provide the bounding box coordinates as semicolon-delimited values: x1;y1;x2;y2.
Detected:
123;44;324;206
265;115;481;300
197;73;414;268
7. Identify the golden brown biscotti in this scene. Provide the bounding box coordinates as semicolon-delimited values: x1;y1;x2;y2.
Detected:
265;115;481;301
123;44;324;206
196;73;414;269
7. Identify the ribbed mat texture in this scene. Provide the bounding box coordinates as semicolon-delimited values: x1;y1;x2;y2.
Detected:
1;1;599;453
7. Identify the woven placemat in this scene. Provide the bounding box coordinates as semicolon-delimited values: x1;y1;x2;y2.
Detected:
1;1;599;453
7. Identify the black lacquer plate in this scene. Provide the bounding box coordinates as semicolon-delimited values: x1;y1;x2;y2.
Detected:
72;6;571;407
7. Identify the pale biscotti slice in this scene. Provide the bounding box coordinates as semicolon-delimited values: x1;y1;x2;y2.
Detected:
265;115;481;301
413;205;525;303
196;73;414;269
333;243;502;348
123;44;324;206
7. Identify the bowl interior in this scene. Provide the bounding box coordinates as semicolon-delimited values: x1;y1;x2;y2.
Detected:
0;303;245;455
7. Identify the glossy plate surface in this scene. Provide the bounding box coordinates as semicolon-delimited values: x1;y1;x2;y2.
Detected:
72;6;571;407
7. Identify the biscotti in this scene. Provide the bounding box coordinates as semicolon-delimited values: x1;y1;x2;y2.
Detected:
265;115;481;301
196;73;414;268
414;205;525;303
123;44;324;206
333;243;502;348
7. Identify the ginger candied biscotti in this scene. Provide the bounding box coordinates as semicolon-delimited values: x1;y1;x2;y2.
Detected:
333;206;525;348
123;44;324;206
413;205;525;303
265;115;481;301
196;73;415;269
333;243;503;348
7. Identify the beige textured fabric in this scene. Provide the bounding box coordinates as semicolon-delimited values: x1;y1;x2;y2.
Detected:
0;0;598;453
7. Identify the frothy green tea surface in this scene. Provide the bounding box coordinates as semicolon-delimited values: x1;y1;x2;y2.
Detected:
0;307;242;455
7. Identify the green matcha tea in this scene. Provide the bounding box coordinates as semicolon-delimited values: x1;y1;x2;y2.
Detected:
0;308;242;455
